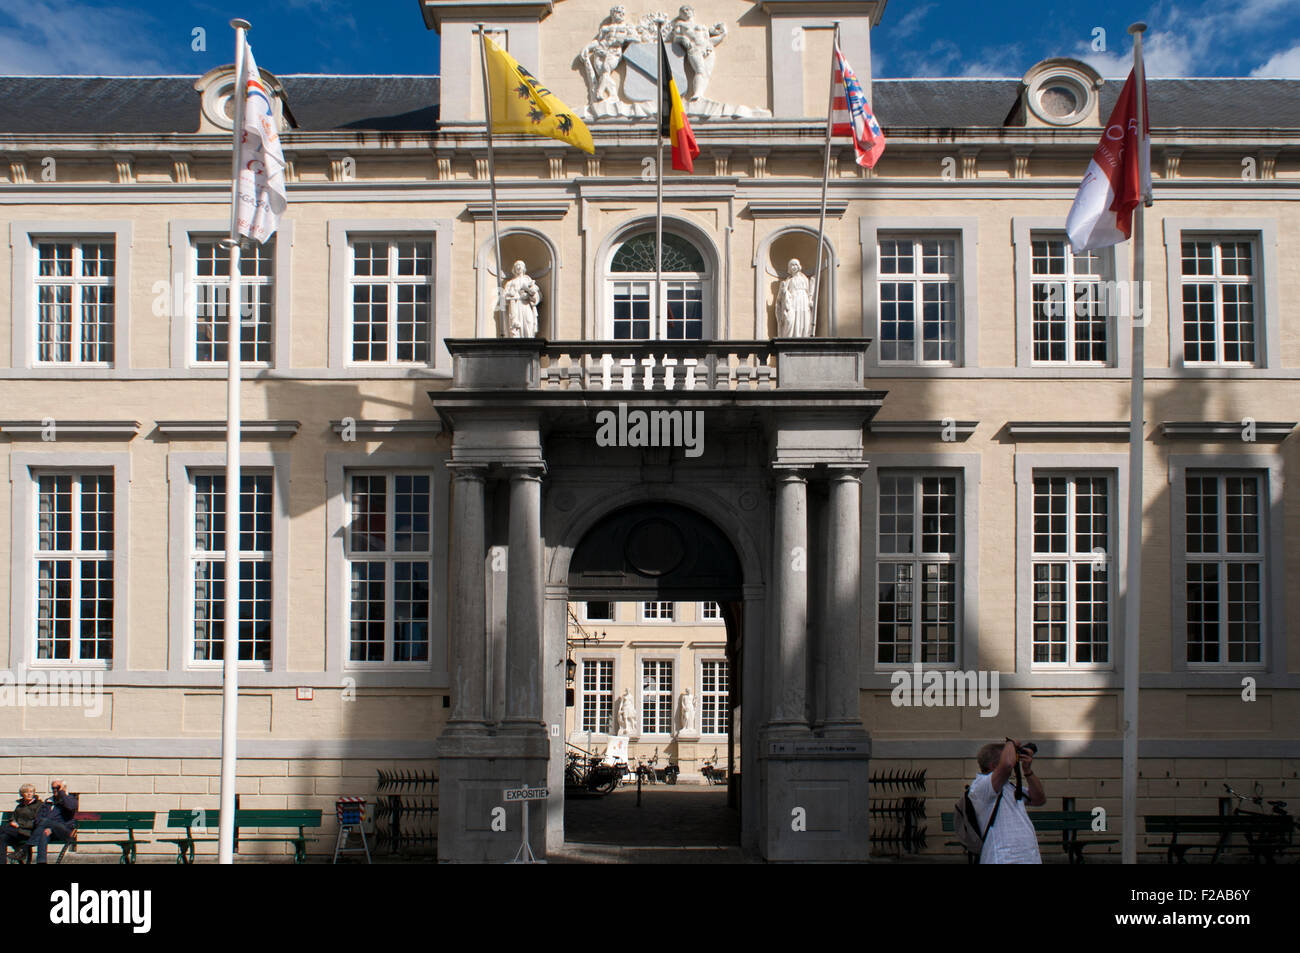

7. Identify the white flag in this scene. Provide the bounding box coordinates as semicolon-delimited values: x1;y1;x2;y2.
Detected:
234;43;287;244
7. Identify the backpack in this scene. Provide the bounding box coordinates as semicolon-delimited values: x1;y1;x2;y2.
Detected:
953;784;1003;859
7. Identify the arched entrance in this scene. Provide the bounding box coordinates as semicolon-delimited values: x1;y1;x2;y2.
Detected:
543;494;763;854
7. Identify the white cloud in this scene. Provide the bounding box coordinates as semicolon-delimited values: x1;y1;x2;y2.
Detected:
0;0;172;74
1251;43;1300;77
891;3;934;40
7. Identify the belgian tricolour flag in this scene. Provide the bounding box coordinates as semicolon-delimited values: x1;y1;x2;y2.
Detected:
658;37;699;173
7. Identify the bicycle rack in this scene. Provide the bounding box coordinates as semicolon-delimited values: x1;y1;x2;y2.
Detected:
868;770;927;855
374;769;439;855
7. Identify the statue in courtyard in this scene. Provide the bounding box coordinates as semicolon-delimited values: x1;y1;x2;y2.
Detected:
676;687;699;735
579;6;639;104
776;258;815;338
500;259;541;338
666;5;727;101
614;688;640;736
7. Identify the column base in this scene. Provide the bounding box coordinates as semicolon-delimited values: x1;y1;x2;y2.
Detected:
434;731;550;863
758;727;871;862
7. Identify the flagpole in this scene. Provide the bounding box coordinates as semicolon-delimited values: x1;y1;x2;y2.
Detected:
656;27;665;331
476;25;505;335
810;22;840;333
1122;20;1149;866
218;16;250;867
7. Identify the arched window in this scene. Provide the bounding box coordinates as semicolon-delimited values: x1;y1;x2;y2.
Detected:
605;231;710;340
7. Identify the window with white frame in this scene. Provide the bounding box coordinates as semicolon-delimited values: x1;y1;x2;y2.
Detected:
641;659;673;733
606;232;709;340
1031;474;1111;665
700;601;721;621
1185;472;1263;664
877;472;959;663
192;237;274;364
700;659;728;735
641;601;674;622
584;601;615;622
34;240;115;365
349;239;433;363
191;472;273;663
1180;237;1258;366
581;659;614;733
1031;235;1109;364
878;236;959;364
34;473;113;662
346;472;433;663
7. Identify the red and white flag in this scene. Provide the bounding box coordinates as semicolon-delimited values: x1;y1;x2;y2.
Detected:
234;42;287;244
1066;68;1151;252
832;41;885;168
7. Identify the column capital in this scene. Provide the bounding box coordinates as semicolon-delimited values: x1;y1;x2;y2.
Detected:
503;463;547;482
771;464;813;482
825;464;867;482
446;462;489;481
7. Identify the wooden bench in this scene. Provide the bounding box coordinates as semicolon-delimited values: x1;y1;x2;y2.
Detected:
1144;814;1294;864
162;809;323;864
939;808;1116;863
2;810;155;864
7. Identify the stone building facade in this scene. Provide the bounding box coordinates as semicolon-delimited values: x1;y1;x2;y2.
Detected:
0;0;1297;861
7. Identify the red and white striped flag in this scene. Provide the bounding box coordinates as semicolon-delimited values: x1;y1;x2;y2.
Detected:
832;40;885;168
1066;68;1151;252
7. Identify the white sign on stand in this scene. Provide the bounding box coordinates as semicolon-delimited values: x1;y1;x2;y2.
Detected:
603;737;629;765
503;785;549;863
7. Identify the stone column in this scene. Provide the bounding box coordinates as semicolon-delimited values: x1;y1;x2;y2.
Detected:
445;465;488;732
503;466;545;730
823;466;865;734
770;466;810;730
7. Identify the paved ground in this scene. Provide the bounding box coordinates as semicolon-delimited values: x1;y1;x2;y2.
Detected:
553;783;750;863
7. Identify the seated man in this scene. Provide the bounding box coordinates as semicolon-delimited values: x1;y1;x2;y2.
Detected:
26;779;78;864
1;784;42;863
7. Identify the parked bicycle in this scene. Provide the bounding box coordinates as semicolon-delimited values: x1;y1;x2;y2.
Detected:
1224;782;1296;860
565;745;621;795
701;748;727;785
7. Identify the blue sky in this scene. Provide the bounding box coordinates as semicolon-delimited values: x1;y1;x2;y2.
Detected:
0;0;1297;77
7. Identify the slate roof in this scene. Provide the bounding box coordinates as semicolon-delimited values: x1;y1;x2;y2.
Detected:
0;76;440;134
0;74;1296;133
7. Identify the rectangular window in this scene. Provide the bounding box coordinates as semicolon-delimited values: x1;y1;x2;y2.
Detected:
700;601;721;621
877;472;959;664
1031;474;1111;665
1186;472;1263;664
581;659;614;733
346;472;434;663
701;659;728;735
191;472;273;663
612;280;653;340
193;237;274;364
585;601;615;622
349;239;433;363
663;281;704;340
641;659;673;733
1031;236;1108;364
34;240;115;364
1180;238;1257;366
641;601;674;622
35;473;113;661
878;236;958;364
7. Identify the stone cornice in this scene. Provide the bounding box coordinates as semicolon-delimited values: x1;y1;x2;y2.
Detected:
748;199;848;218
418;0;554;31
1160;421;1295;442
329;419;444;436
0;420;139;439
154;420;301;439
1005;421;1130;439
868;419;978;439
464;201;569;220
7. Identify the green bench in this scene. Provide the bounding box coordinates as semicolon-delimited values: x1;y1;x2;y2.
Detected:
162;809;323;864
2;810;155;864
1144;814;1294;864
939;808;1116;863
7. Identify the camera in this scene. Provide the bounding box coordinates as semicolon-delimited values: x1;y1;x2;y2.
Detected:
1007;738;1038;756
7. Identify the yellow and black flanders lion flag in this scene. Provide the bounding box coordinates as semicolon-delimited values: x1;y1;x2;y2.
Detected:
482;35;594;154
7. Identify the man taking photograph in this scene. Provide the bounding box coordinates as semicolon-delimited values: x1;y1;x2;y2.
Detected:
969;739;1046;864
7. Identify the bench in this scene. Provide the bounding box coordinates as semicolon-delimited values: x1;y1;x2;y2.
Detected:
2;810;155;864
162;809;323;864
1144;814;1294;864
939;808;1116;863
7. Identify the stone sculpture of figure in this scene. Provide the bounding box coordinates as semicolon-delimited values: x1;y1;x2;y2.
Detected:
579;6;638;104
614;688;640;736
776;258;815;338
500;259;541;338
666;5;727;101
676;687;698;735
